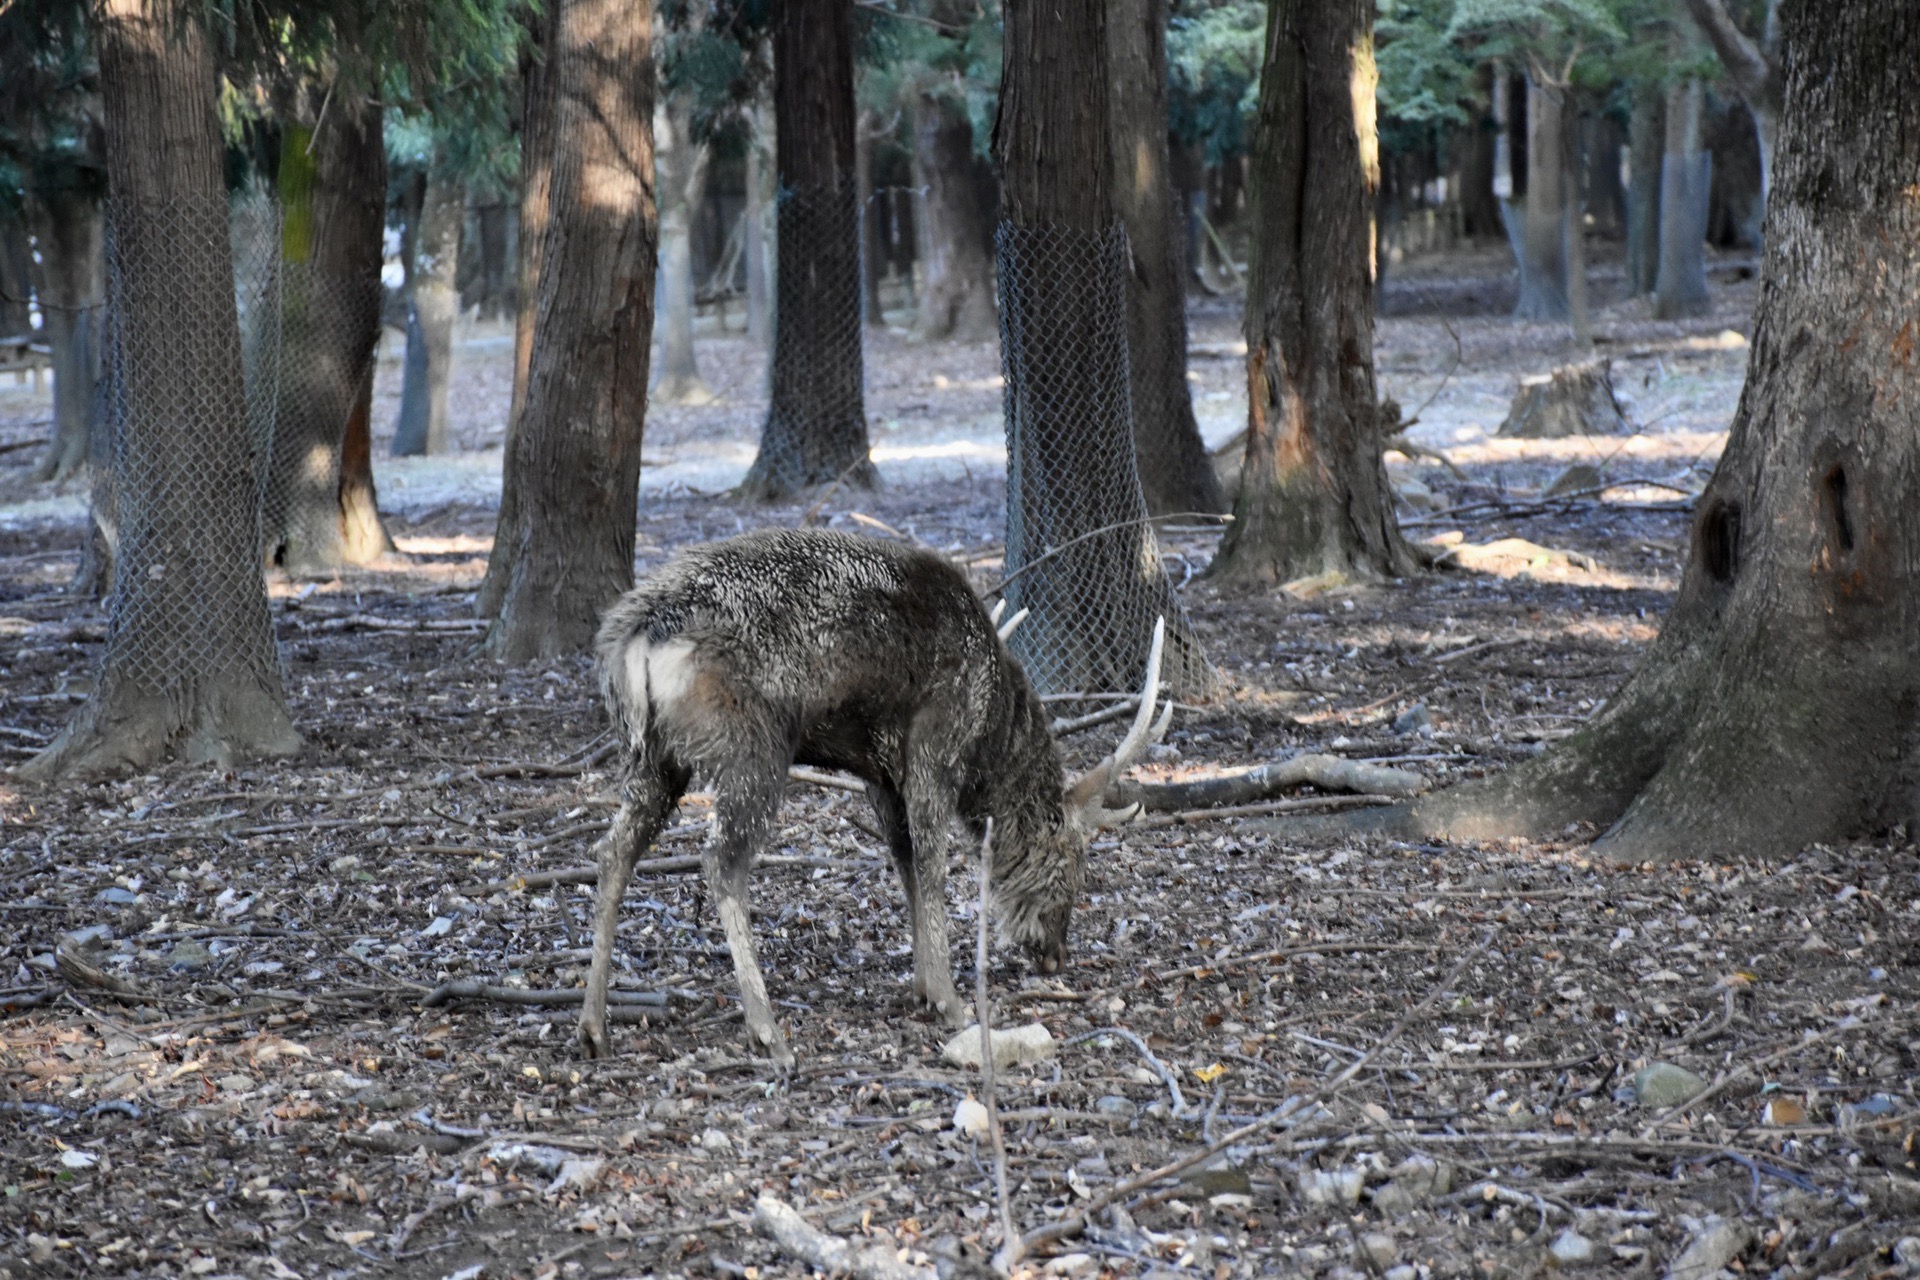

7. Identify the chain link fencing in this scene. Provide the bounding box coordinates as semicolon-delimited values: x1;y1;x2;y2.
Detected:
994;219;1215;700
88;192;284;695
742;184;876;499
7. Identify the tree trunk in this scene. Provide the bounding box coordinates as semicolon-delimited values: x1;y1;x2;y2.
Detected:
653;97;712;405
740;0;875;502
1679;0;1779;202
1334;0;1920;864
478;2;558;620
25;0;297;778
743;99;773;348
483;0;657;663
29;186;105;483
1208;0;1414;587
1511;75;1570;321
0;218;34;336
858;110;884;326
391;169;462;456
475;203;510;320
910;92;997;342
336;368;392;562
1654;79;1713;319
1626;82;1664;295
1457;68;1501;240
1583;109;1626;236
1107;0;1227;517
262;97;391;573
994;0;1211;697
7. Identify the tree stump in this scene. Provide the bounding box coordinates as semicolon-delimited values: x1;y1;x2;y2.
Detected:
1497;360;1629;438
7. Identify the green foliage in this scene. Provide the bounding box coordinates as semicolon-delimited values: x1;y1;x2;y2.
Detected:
853;2;1001;159
1377;0;1479;134
1167;0;1264;164
0;0;103;221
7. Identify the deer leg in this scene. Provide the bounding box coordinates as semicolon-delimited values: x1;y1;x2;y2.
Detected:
579;762;683;1059
903;764;969;1028
866;779;921;943
707;769;793;1069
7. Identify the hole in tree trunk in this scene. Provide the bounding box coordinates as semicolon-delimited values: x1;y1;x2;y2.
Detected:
1699;498;1740;583
1821;464;1854;553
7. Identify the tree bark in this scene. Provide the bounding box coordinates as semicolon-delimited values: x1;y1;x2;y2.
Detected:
743;99;773;348
1209;0;1414;587
336;368;392;562
25;0;297;778
1107;0;1226;517
858;109;884;326
263;96;391;573
0;218;34;336
474;203;511;320
653;96;712;405
483;0;657;663
1511;74;1570;322
910;92;996;343
478;2;558;620
1654;78;1713;319
1626;81;1664;296
1326;0;1920;864
391;168;463;456
994;0;1211;697
1679;0;1778;199
28;186;105;483
740;0;875;501
1457;67;1501;240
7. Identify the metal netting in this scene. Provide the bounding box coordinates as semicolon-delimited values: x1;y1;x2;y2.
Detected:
741;184;875;498
88;193;285;696
995;219;1215;699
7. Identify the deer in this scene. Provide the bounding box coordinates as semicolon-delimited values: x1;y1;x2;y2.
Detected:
577;527;1168;1067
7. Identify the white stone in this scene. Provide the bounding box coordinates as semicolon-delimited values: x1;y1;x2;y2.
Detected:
940;1023;1057;1070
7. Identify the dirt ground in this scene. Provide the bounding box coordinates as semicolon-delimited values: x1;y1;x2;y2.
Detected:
2;245;1916;1280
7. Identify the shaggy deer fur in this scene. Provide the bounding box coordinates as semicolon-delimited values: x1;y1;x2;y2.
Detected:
578;528;1162;1065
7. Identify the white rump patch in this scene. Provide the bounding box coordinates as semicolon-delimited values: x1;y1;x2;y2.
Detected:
644;638;700;714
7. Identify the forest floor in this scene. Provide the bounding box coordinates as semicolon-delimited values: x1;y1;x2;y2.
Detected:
1;243;1916;1280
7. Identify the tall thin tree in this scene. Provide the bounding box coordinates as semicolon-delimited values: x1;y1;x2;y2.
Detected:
739;0;875;501
484;0;657;661
1209;0;1414;585
27;0;297;777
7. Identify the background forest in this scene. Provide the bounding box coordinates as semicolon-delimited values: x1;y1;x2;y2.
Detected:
2;1;1917;1278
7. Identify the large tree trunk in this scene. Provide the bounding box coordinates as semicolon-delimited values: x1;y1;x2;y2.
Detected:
740;0;875;502
478;3;558;620
1654;78;1713;319
858;110;884;326
1209;0;1413;587
1679;0;1779;202
25;0;297;778
1626;82;1664;296
1511;75;1570;321
910;92;997;343
483;0;656;663
336;370;391;562
1335;0;1920;864
391;169;462;456
262;97;392;573
1457;68;1501;240
653;96;712;405
474;203;511;320
29;186;106;483
994;0;1211;697
1107;0;1226;518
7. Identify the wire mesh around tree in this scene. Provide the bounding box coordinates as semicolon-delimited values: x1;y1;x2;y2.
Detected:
995;219;1214;699
87;194;285;696
742;184;875;498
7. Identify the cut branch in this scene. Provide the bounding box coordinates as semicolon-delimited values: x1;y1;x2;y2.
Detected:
1108;753;1426;811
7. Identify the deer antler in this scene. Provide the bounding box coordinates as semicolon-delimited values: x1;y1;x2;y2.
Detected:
997;607;1029;641
1064;617;1169;825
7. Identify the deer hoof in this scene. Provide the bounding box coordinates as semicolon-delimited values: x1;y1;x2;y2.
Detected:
578;1016;612;1060
749;1022;796;1070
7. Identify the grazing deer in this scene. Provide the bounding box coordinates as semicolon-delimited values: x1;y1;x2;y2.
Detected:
578;528;1167;1066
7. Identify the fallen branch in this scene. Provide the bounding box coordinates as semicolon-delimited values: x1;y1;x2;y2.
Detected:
420;979;669;1010
1134;792;1398;828
290;612;489;634
975;820;1023;1273
752;1196;935;1280
54;944;147;1003
1110;754;1425;811
1152;940;1439;983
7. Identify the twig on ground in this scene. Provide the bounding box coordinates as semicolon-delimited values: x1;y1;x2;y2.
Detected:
1109;753;1426;810
420;978;669;1010
1065;1026;1190;1117
483;852;882;893
1134;792;1397;828
1638;1014;1871;1138
1152;940;1439;983
975;819;1023;1275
